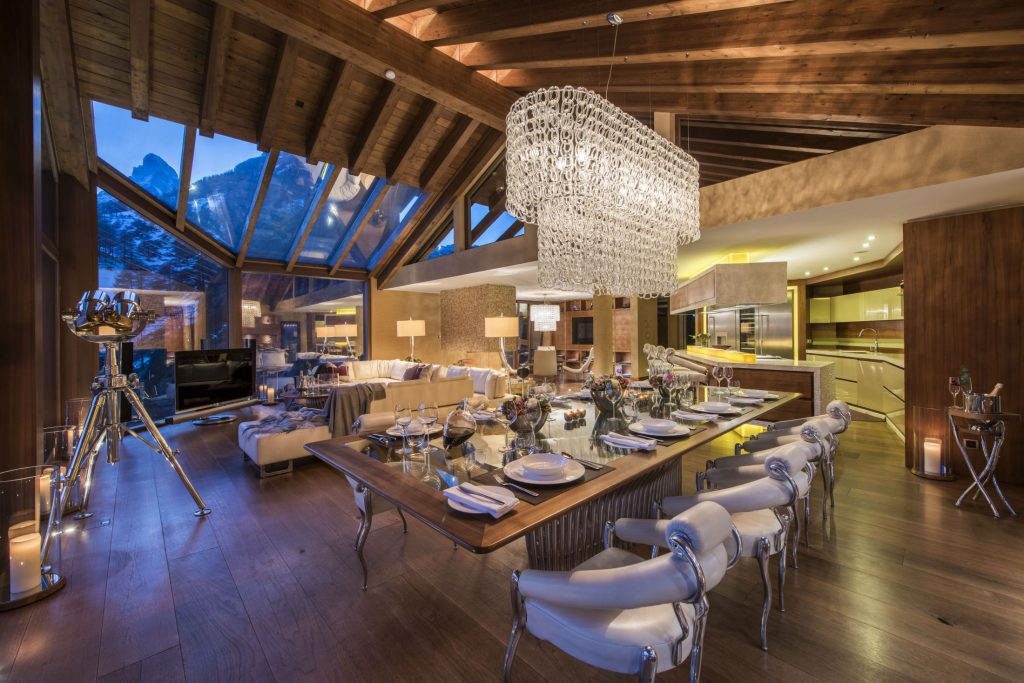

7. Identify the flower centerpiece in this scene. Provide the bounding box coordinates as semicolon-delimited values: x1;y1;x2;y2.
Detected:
585;373;630;416
499;395;551;435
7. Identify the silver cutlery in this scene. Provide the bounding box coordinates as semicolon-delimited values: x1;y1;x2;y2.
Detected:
561;452;603;470
457;484;506;505
493;474;539;497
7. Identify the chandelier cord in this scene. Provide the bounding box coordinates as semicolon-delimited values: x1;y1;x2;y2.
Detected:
604;23;620;100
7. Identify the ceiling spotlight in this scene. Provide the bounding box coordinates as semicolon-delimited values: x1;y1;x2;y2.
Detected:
867;234;876;241
607;12;623;25
384;69;396;81
804;271;811;277
823;266;830;271
862;242;870;248
853;256;860;262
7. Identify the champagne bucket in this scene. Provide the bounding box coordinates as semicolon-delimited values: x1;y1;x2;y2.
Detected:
962;392;984;413
981;394;1002;414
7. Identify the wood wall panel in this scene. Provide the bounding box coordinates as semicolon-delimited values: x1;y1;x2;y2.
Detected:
904;206;1024;484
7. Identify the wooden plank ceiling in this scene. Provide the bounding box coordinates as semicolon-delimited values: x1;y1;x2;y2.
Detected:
57;0;1024;277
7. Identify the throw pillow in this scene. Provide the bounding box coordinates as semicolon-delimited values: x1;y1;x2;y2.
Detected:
402;364;421;381
445;366;469;378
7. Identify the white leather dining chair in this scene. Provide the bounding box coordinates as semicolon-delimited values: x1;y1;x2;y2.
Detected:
503;501;738;683
532;346;558;381
657;449;810;651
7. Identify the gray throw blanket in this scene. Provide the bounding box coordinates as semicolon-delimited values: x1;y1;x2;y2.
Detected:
240;409;326;437
323;382;387;437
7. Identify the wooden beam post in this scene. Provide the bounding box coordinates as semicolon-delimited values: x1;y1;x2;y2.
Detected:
39;0;90;187
308;59;357;164
59;172;99;405
228;268;243;346
387;99;441;181
199;4;233;136
128;0;152;120
349;82;403;175
176;126;197;230
419;115;480;191
258;36;300;151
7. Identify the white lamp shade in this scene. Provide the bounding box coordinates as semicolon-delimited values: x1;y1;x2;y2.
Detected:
397;319;426;337
534;320;557;332
485;316;519;338
336;323;359;337
319;325;338;337
530;304;560;324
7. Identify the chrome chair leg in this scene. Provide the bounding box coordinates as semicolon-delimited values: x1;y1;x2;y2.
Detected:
639;645;658;683
828;457;837;509
777;514;789;613
354;488;373;591
756;537;771;651
820;460;830;520
688;596;708;683
803;494;810;547
789;503;801;569
504;571;527;683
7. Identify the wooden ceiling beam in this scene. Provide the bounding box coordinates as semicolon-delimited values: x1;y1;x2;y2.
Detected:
419;115;480;191
692;158;778;174
39;0;90;187
459;0;1024;69
128;0;151;119
286;165;342;271
387;99;442;180
417;0;792;46
307;59;358;164
375;130;504;284
329;179;393;274
216;0;517;130
97;161;235;268
497;219;525;243
175;126;197;231
259;36;301;151
236;150;280;267
611;92;1024;127
244;259;370;280
349;82;404;176
683;141;816;165
369;0;448;20
469;196;506;243
199;4;233;137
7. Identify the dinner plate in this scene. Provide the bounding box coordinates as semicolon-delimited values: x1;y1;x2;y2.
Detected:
692;402;743;416
628;422;691;438
673;411;714;423
446;485;517;514
504;458;586;485
386;423;443;437
737;389;778;399
727;396;764;406
516;452;570;480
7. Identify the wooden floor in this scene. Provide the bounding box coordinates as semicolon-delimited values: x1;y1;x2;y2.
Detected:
1;412;1022;682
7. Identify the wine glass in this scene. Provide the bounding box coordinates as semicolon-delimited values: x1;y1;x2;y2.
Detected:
443;405;478;472
394;403;412;457
711;365;724;387
624;393;641;423
947;377;960;408
418;402;438;451
494;402;514;455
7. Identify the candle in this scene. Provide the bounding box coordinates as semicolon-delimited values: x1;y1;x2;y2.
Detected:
9;532;41;594
923;437;942;475
259;384;267;400
8;520;37;538
38;468;54;514
267;387;275;402
66;427;75;453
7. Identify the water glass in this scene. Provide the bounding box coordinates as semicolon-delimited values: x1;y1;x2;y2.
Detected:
394;403;412;456
418;402;438;450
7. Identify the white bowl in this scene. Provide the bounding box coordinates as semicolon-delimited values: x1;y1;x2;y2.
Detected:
517;452;568;479
638;418;677;434
700;402;732;412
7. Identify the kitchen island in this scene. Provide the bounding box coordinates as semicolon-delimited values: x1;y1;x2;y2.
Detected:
677;347;836;420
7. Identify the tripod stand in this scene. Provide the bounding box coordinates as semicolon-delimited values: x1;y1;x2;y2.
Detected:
41;341;211;561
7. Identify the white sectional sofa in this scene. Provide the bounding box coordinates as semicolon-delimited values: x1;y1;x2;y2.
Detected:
342;359;509;409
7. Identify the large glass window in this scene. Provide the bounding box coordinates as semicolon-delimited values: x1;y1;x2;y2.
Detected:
97;189;230;419
93;102;185;210
426;227;455;260
362;183;425;270
468;158;523;248
300;170;377;265
247;154;330;261
186;135;268;250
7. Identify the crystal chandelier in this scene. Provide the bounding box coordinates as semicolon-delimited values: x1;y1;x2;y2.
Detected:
530;303;560;332
506;86;700;298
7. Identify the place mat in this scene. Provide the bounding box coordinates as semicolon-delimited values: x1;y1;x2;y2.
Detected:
467;461;614;505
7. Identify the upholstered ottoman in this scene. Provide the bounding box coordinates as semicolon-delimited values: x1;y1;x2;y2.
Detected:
237;419;331;477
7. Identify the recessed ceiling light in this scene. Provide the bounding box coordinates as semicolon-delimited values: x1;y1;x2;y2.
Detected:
862;242;870;248
867;234;876;241
804;271;811;277
823;266;830;271
384;69;396;80
853;256;860;262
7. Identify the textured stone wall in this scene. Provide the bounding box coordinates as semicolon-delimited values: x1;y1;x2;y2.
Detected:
440;284;517;365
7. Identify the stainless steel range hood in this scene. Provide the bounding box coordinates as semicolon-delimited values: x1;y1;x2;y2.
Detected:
670;262;788;313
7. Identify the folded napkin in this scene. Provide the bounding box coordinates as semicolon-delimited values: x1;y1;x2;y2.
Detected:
600;432;658;451
728;396;764;406
442;483;518;518
673;410;713;421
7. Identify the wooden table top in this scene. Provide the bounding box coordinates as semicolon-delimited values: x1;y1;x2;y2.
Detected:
305;392;799;554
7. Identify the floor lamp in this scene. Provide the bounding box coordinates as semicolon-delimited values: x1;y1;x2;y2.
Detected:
336;323;359;357
397;319;425;360
485;315;519;375
319;324;338;354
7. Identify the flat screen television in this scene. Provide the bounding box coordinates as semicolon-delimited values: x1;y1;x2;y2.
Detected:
174;347;255;413
572;317;594;345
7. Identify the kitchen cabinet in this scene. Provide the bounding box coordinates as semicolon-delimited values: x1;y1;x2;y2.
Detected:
819;287;904;323
807;351;904;436
809;298;831;323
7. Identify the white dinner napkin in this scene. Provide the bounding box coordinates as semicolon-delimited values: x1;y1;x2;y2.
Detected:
673;410;716;421
728;396;764;406
600;432;658;451
443;483;519;518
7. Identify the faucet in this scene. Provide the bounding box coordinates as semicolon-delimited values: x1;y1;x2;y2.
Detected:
858;328;879;353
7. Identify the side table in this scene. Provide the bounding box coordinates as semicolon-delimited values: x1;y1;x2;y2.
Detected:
948;408;1020;518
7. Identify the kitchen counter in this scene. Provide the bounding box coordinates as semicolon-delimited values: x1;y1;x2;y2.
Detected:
677;349;835;419
806;348;905;369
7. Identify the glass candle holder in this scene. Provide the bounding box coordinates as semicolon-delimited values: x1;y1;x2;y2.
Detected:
0;465;66;609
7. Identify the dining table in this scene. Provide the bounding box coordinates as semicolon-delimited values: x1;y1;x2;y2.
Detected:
305;387;799;575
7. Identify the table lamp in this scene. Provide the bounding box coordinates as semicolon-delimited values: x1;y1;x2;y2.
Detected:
397;319;425;360
485;315;519;374
319;324;338;353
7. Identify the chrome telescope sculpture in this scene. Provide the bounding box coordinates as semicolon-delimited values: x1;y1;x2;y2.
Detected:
42;291;211;562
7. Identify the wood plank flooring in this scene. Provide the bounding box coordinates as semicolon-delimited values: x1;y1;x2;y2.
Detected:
1;410;1022;682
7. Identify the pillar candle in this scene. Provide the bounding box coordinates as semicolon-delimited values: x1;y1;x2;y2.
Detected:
38;468;54;514
267;387;275;402
9;532;41;594
8;520;38;538
923;438;942;475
